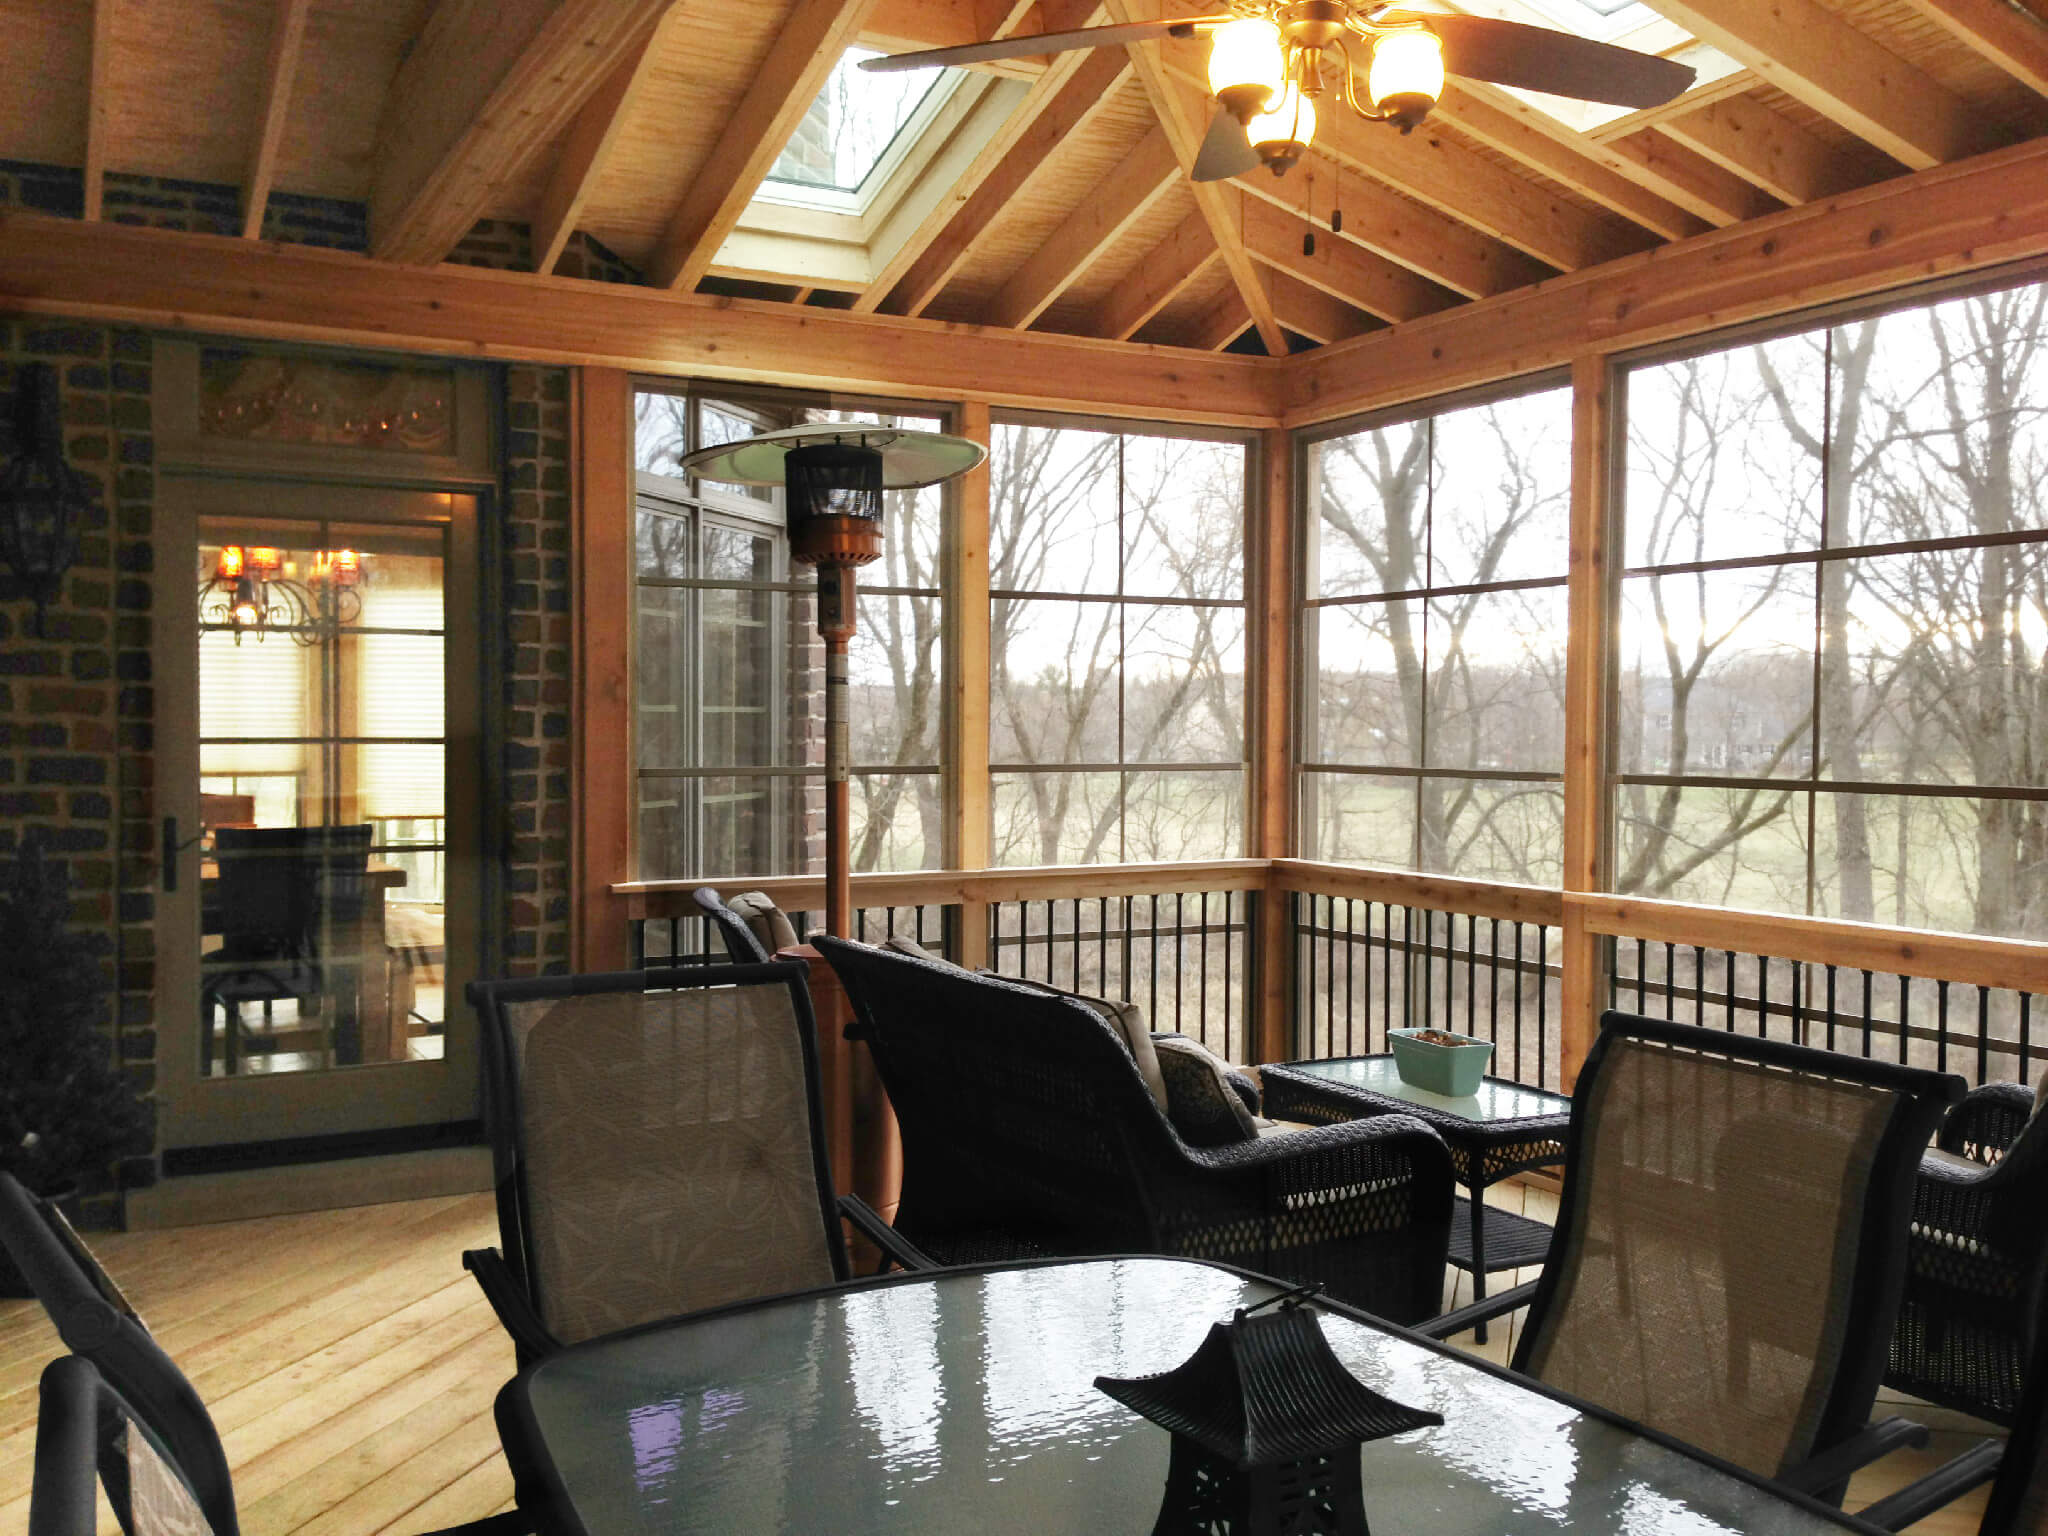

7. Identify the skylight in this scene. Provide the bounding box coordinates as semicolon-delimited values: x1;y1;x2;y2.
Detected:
766;49;949;199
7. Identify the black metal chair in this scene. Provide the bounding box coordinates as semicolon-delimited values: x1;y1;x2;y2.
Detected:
691;885;773;963
2;1172;525;1536
1422;1010;1965;1500
200;823;373;1073
462;961;929;1363
813;935;1457;1325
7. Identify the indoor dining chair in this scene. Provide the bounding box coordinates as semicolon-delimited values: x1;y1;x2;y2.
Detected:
1423;1010;1965;1500
462;960;928;1364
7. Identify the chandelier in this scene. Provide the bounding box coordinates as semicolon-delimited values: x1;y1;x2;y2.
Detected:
197;544;364;645
1208;4;1446;173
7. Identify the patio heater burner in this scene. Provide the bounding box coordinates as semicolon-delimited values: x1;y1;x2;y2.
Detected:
678;423;984;938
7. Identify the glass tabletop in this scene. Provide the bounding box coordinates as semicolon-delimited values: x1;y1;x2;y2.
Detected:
1280;1055;1573;1123
514;1258;1868;1536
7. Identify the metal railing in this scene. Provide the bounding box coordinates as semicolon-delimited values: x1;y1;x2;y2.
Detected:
631;902;952;967
1291;891;1563;1090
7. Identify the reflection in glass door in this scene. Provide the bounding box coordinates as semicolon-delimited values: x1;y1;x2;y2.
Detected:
194;516;449;1076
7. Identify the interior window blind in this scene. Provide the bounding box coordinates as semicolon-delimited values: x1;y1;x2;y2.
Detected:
198;630;311;777
357;585;445;821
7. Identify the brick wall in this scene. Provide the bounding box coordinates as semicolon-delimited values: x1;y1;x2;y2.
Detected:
0;321;159;1223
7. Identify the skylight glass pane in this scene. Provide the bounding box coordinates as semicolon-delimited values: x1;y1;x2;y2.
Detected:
768;49;945;195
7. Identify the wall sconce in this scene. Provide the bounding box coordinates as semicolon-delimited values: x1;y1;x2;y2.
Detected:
0;363;94;638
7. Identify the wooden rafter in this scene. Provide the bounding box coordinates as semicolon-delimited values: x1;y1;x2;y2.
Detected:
370;0;677;266
242;0;312;240
868;32;1125;316
1640;0;2003;170
1238;196;1458;324
1232;149;1549;300
646;0;882;290
1902;0;2048;99
1262;266;1376;344
1600;127;1781;226
1660;94;1868;206
1083;208;1218;340
1181;282;1255;351
1105;0;1285;354
986;123;1179;328
83;0;115;222
531;13;673;274
1433;84;1706;244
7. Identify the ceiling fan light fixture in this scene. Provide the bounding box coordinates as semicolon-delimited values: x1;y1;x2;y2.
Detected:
1247;78;1315;174
1367;26;1444;132
1206;17;1286;121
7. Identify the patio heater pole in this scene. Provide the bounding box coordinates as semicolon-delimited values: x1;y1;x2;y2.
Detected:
817;564;857;939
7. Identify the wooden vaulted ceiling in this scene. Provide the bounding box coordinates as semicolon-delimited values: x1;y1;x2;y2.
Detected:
6;0;2048;360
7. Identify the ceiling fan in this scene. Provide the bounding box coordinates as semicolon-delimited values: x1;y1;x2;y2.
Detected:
862;2;1696;180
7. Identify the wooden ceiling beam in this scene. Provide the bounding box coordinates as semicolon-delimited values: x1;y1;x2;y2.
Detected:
1083;208;1218;340
1239;196;1459;325
1233;149;1549;300
1599;127;1781;226
83;0;115;221
371;0;677;266
1285;135;2048;427
1180;282;1255;352
1640;0;2002;169
859;0;1044;77
986;125;1178;329
242;0;312;240
866;16;1124;317
531;14;672;274
1105;17;1283;357
1261;265;1377;345
1433;84;1706;244
646;0;882;290
0;211;1282;425
1659;94;1870;206
1901;0;2048;99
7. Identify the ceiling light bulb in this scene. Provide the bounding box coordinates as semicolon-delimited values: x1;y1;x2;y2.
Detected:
1247;80;1315;174
1207;18;1285;121
1368;27;1444;132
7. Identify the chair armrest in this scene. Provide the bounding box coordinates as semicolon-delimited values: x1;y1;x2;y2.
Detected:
413;1512;536;1536
1852;1438;2002;1530
463;1248;561;1363
1183;1111;1451;1181
1937;1082;2035;1160
1776;1415;1928;1500
1415;1279;1540;1340
837;1194;939;1272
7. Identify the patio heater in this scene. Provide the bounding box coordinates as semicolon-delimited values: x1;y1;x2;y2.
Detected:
678;423;984;938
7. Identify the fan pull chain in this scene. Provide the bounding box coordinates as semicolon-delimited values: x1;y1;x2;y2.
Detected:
1304;172;1316;257
1332;169;1343;235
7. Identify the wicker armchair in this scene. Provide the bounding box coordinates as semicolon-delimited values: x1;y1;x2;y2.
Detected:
813;936;1456;1325
1886;1082;2048;1428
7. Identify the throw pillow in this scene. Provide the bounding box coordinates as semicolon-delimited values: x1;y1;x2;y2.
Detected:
726;891;800;954
1153;1034;1261;1146
882;934;974;974
995;973;1168;1114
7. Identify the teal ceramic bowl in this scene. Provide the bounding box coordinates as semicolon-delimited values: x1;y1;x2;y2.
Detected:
1389;1028;1495;1097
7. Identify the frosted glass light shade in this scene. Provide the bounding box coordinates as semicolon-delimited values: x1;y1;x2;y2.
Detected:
1368;28;1444;128
1247;80;1316;167
1207;19;1284;116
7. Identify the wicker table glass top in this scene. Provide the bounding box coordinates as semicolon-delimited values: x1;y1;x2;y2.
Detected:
502;1258;1873;1536
1276;1055;1572;1123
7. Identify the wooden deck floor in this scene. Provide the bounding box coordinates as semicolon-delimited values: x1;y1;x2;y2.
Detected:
0;1183;1997;1534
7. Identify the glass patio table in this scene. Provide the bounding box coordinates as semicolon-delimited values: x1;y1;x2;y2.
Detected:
496;1257;1878;1536
1262;1056;1572;1340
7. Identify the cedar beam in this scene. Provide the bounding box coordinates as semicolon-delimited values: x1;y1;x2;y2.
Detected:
1902;0;2048;99
1599;127;1781;227
84;0;115;222
1660;94;1873;206
0;211;1283;425
948;400;994;966
1239;197;1458;326
242;0;312;240
371;0;677;266
1083;208;1217;340
1251;425;1295;1064
985;124;1179;329
1641;0;2002;169
1260;267;1377;345
646;0;882;290
573;367;634;971
1181;283;1255;351
531;17;670;274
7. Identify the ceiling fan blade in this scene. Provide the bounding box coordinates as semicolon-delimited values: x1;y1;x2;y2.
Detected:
1393;13;1697;109
859;15;1232;73
1192;109;1260;183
